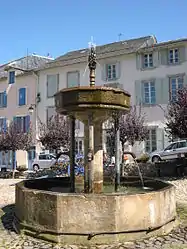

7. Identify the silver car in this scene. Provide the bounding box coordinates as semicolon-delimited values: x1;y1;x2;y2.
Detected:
150;140;187;163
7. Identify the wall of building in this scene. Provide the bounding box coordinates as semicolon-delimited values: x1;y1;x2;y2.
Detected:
0;72;37;168
37;42;187;157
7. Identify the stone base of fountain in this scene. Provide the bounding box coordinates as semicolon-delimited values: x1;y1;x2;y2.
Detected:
14;177;176;245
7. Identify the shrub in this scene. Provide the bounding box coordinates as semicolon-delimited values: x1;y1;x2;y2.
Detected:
136;154;150;163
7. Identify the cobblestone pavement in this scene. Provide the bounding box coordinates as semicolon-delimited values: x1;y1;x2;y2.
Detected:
0;178;187;248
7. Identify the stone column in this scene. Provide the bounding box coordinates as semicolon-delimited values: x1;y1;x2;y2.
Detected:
84;123;89;192
93;121;103;193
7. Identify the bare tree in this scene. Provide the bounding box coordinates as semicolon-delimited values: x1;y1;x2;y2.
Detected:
107;106;149;158
39;115;70;154
0;120;32;177
166;87;187;140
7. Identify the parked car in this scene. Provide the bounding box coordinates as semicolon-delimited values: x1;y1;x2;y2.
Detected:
32;153;57;171
150;140;187;163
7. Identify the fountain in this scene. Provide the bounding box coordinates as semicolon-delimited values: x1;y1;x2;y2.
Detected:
13;42;176;245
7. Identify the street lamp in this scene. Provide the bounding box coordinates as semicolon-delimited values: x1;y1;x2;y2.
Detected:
28;104;36;114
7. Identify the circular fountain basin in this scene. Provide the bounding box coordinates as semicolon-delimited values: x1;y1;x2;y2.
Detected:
55;86;130;121
14;177;176;245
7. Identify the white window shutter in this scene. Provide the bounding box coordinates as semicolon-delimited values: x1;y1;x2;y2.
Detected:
116;61;121;79
101;64;107;81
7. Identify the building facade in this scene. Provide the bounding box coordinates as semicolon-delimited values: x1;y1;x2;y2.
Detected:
0;55;53;169
36;36;156;155
36;36;187;157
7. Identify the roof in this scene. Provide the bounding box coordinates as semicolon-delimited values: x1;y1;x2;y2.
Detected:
36;35;156;71
139;37;187;52
0;54;53;80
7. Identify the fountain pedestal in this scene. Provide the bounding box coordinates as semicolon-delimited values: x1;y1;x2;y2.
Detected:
55;86;130;193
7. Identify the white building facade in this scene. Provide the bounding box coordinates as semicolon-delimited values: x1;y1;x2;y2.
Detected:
36;36;187;156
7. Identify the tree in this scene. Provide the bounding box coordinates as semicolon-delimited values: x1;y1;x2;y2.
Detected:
106;106;149;158
165;87;187;140
39;115;70;154
0;120;33;177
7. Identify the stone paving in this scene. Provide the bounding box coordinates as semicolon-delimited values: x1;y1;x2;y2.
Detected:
0;178;187;248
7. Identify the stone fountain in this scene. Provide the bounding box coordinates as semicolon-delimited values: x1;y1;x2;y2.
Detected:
13;42;176;245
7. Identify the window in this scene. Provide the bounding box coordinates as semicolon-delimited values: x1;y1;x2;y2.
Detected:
75;120;80;129
67;71;80;88
177;141;187;148
18;88;26;106
9;71;15;84
169;76;183;102
145;128;157;153
143;81;156;104
14;116;30;133
46;106;56;122
169;48;179;64
143;53;153;68
0;91;7;108
106;64;117;81
79;140;83;154
47;74;59;98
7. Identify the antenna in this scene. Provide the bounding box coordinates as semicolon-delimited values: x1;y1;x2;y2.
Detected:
118;33;123;41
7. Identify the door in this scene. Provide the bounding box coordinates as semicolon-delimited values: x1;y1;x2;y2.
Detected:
28;147;36;170
160;142;178;160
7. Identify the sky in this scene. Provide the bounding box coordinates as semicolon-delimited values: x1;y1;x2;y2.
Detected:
0;0;187;64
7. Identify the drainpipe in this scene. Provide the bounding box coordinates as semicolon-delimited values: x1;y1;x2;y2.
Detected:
32;71;40;157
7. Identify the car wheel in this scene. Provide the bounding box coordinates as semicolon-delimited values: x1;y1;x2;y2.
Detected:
33;164;39;171
152;156;161;163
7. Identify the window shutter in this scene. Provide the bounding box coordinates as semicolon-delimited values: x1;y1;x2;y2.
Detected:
183;74;187;86
135;80;143;105
3;91;7;107
157;128;164;150
136;54;141;70
25;115;30;132
161;77;170;104
3;118;6;133
19;88;26;106
179;46;186;63
153;51;159;67
160;49;168;65
116;61;121;79
102;64;107;81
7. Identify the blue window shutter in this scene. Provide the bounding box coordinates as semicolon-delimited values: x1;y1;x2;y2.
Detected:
19;88;26;106
3;118;6;133
9;71;15;84
3;91;7;107
25;115;30;132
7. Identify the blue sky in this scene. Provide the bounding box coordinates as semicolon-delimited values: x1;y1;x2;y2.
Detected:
0;0;186;64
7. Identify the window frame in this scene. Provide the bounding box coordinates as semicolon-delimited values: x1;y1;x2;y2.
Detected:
145;128;157;153
67;71;80;88
18;87;26;106
169;75;184;102
143;53;153;68
46;106;56;124
46;74;59;98
143;81;156;105
168;48;179;64
106;63;117;81
9;71;15;84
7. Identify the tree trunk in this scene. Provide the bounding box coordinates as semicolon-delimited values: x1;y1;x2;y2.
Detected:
12;150;16;179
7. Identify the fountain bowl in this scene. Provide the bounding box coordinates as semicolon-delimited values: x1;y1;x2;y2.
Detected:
13;177;176;245
55;86;130;121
